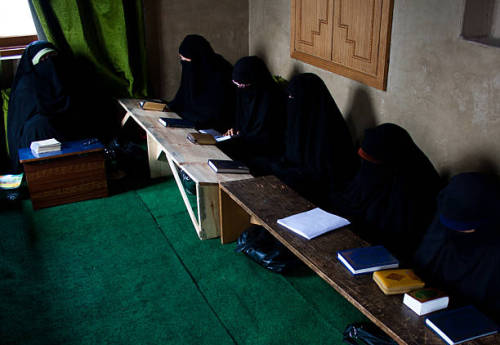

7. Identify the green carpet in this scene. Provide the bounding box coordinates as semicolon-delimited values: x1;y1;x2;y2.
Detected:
1;178;366;345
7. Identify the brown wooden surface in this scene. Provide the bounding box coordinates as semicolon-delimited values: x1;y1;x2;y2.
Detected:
219;175;499;345
118;98;252;184
290;0;393;90
24;151;108;210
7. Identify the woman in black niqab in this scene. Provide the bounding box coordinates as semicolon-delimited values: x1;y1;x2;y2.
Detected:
328;123;441;262
218;56;286;174
7;41;89;172
271;73;358;206
414;172;500;321
168;35;234;131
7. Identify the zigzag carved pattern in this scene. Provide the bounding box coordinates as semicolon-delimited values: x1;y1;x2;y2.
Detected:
337;0;378;63
297;0;329;46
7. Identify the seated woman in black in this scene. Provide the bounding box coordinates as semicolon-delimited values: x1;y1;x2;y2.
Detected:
329;123;441;262
218;56;286;174
414;172;500;321
7;41;96;172
271;73;358;206
168;35;234;132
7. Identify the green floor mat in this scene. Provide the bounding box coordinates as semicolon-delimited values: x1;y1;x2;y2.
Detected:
0;190;234;345
137;180;367;345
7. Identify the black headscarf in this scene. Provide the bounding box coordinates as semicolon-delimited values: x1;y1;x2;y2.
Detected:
7;41;73;171
329;123;441;261
168;35;234;131
271;73;358;205
414;172;500;320
218;56;286;166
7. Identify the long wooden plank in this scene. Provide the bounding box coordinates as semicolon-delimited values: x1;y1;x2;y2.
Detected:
219;175;499;345
117;98;252;184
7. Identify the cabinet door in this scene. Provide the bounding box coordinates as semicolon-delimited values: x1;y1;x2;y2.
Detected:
291;0;394;90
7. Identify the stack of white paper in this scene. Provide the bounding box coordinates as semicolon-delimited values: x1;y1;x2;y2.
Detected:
30;138;61;154
277;207;350;240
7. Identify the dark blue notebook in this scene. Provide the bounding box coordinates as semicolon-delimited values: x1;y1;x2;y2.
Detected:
425;305;498;344
158;117;195;128
337;245;399;275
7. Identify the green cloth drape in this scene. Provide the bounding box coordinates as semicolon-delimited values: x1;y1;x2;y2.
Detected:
32;0;149;97
1;88;11;155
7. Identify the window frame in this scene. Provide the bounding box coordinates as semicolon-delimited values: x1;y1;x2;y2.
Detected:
0;34;38;59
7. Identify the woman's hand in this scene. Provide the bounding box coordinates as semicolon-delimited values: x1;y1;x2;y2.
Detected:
223;128;240;137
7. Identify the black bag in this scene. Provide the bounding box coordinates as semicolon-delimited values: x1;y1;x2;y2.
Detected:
235;225;300;273
343;323;397;345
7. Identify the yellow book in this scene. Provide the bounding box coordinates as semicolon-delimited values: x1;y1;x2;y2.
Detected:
372;269;425;295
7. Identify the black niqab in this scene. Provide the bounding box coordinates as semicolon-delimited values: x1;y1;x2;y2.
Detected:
414;172;500;321
7;41;73;171
329;123;441;261
218;56;286;167
272;73;358;205
168;35;234;131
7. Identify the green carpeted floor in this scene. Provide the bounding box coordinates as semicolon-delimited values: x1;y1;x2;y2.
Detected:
1;178;366;345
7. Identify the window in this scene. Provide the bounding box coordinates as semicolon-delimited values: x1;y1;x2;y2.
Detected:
0;1;38;59
462;0;500;48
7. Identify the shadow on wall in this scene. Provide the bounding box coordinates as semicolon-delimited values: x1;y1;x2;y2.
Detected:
441;154;500;182
344;87;377;147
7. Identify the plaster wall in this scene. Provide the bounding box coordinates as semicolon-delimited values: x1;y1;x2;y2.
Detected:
249;0;500;176
143;0;249;100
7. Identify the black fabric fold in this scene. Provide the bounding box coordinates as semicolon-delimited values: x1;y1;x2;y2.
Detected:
271;73;358;206
168;35;234;132
328;123;441;262
217;56;286;175
414;172;500;321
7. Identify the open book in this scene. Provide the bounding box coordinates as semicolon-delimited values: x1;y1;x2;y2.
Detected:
277;208;350;240
198;129;231;143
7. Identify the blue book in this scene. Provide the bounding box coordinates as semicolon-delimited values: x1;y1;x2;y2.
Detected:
425;305;498;344
337;245;399;275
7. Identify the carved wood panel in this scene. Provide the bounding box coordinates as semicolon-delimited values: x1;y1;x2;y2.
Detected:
291;0;394;90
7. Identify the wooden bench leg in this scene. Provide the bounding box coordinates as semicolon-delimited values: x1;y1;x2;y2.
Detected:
219;188;251;244
166;158;202;238
147;133;172;179
197;183;221;240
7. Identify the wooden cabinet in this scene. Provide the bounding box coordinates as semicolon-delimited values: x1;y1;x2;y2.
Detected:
291;0;394;90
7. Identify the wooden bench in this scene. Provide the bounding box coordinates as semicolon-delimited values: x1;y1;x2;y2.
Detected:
118;98;252;240
219;175;499;345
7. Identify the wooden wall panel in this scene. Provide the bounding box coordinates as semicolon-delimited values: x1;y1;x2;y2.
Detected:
291;0;394;90
293;0;333;60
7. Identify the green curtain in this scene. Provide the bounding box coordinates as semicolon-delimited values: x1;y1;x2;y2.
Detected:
1;88;11;156
32;0;149;98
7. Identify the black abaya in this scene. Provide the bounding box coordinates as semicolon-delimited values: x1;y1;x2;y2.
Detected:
217;56;286;174
271;73;358;206
7;41;88;172
168;35;234;132
414;172;500;321
329;123;441;262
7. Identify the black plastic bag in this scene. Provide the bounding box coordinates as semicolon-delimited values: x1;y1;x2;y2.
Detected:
343;323;397;345
235;225;300;273
177;167;196;195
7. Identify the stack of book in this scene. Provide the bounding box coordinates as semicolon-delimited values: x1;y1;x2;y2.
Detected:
30;138;61;154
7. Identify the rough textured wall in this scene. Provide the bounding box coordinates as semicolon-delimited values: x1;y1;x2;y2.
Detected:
143;0;249;100
250;0;500;176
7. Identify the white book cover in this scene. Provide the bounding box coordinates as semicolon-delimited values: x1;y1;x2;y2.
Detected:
277;207;350;240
